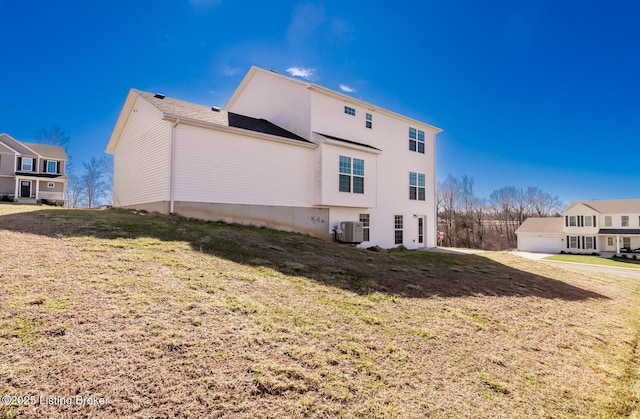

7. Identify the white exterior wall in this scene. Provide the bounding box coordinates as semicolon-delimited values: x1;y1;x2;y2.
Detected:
517;234;563;253
310;91;438;249
598;212;640;229
314;142;377;208
112;97;171;207
226;70;311;141
173;124;314;207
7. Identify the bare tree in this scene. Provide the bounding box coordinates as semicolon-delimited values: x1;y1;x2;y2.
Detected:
437;174;461;247
34;125;70;149
81;156;110;208
66;173;85;208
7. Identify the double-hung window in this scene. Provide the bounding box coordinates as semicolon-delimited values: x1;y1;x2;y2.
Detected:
622;216;629;227
605;216;612;227
409;172;426;201
21;157;33;171
409;127;425;153
365;113;372;129
47;161;57;174
338;156;364;194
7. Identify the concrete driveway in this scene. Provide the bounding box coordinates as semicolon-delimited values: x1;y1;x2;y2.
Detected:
511;251;640;280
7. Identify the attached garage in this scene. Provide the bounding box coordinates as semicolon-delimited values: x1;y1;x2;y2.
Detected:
515;217;564;254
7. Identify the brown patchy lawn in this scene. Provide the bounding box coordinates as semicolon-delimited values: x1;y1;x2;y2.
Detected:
0;204;639;418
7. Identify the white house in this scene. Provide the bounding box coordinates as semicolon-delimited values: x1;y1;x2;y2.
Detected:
106;66;442;249
0;133;68;205
515;199;640;255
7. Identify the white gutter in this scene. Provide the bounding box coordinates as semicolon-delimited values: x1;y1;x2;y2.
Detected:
170;119;180;214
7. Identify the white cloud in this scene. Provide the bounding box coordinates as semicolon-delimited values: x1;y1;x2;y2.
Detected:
223;66;240;77
287;4;326;42
189;0;222;12
286;67;315;80
339;84;356;93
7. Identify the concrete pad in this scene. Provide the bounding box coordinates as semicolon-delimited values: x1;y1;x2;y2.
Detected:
510;251;554;260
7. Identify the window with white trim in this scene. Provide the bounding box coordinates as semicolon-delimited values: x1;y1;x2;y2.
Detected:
585;236;594;250
338;156;364;194
608;237;614;246
394;215;403;245
623;237;631;249
47;161;57;173
568;216;577;226
21;157;33;171
622;215;629;227
365;113;372;129
605;216;612;227
584;216;592;227
359;214;370;242
409;172;426;201
409;127;425;153
569;236;578;248
344;106;356;116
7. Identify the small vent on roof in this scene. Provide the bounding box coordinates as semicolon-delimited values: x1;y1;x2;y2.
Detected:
270;69;278;73
154;93;166;99
211;106;221;112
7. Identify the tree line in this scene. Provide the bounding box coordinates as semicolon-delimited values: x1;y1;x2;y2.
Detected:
35;125;112;208
437;174;564;250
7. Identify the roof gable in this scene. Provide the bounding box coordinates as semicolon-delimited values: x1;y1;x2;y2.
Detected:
226;66;443;134
107;89;312;154
0;134;67;159
21;142;68;160
566;199;640;214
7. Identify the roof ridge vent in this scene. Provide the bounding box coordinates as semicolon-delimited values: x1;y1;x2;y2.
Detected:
211;106;221;112
154;93;166;99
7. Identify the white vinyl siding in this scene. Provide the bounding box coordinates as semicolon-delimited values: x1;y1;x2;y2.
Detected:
227;70;311;141
112;97;171;206
173;124;313;206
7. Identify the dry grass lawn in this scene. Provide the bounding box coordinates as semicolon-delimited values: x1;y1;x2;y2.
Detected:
1;204;639;418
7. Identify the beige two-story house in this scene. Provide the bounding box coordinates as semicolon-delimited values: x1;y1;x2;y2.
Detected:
0;133;68;205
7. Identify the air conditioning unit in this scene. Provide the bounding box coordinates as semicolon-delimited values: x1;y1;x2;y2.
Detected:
340;221;364;243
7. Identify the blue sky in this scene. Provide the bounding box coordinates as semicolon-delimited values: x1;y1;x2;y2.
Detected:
1;0;638;205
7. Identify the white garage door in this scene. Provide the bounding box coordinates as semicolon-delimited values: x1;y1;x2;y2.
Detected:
518;235;562;254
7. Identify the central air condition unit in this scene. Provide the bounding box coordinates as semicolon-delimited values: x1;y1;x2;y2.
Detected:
340;221;364;243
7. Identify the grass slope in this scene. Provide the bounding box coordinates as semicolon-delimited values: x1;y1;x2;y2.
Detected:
1;205;639;418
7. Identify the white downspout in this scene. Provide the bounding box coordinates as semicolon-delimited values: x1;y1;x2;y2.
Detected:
170;119;180;214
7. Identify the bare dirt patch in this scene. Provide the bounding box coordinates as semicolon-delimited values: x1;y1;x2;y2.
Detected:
1;205;639;418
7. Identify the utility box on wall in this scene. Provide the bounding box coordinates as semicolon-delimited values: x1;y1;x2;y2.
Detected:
340;221;364;243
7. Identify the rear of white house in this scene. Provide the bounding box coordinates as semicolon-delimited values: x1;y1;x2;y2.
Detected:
106;67;442;249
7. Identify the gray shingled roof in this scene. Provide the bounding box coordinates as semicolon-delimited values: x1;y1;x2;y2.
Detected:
314;132;382;151
515;217;564;234
567;199;640;213
134;89;309;143
134;89;229;125
0;134;67;160
21;142;68;160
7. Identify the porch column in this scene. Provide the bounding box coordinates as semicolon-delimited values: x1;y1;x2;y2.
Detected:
14;179;19;200
616;235;620;254
35;179;40;200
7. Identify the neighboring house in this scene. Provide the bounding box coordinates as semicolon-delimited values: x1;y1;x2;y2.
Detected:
106;66;442;249
0;133;68;205
515;199;640;254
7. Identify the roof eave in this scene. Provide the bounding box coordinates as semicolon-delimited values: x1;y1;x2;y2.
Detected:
105;89;140;154
162;114;317;149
